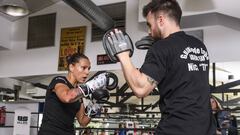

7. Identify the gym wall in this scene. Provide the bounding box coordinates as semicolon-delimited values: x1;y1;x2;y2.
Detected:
0;0;240;78
0;16;12;50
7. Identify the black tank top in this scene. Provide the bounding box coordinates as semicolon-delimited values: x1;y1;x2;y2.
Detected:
39;76;81;135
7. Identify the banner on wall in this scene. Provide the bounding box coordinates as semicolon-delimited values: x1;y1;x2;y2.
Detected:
58;26;87;71
97;54;116;65
13;107;31;135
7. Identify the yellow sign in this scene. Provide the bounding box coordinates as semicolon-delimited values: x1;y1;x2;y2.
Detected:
58;26;87;71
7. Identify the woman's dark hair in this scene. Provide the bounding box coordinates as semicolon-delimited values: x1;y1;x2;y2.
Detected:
143;0;182;25
66;53;89;69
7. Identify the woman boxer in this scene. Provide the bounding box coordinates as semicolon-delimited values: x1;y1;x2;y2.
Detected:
38;53;106;135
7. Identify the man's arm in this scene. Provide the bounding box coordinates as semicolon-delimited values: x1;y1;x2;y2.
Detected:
103;28;157;98
117;52;157;98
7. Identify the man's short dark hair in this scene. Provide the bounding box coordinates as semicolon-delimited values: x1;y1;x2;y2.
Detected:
143;0;182;25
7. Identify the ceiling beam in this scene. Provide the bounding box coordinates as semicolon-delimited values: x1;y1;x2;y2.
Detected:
181;12;240;31
32;83;48;90
119;94;132;104
0;87;15;93
117;82;129;96
151;100;159;110
211;80;240;93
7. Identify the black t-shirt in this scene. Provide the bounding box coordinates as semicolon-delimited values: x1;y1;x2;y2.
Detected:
140;31;216;135
38;76;81;135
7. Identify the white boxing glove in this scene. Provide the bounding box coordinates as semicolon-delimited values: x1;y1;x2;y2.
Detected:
78;72;108;97
83;98;101;118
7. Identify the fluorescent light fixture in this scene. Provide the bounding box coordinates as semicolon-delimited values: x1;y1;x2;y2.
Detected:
0;0;29;16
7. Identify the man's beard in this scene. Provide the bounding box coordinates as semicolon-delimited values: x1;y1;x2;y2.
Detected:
153;27;162;40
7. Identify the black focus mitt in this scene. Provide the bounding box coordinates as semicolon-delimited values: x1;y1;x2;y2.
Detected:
135;35;155;50
103;28;134;62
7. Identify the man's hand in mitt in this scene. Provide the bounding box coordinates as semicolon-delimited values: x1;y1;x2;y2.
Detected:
103;28;134;62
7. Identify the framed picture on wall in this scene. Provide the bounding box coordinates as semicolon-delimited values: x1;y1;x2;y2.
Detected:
58;26;87;71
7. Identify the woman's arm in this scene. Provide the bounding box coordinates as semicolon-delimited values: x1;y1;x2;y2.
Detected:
76;103;91;127
54;83;80;103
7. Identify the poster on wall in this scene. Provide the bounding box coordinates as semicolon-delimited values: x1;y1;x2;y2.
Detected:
97;54;117;65
58;26;87;71
13;107;31;135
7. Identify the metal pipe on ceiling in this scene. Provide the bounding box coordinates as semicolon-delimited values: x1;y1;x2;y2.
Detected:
62;0;115;32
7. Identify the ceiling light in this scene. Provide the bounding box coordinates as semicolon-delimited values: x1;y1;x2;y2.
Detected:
0;0;29;17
